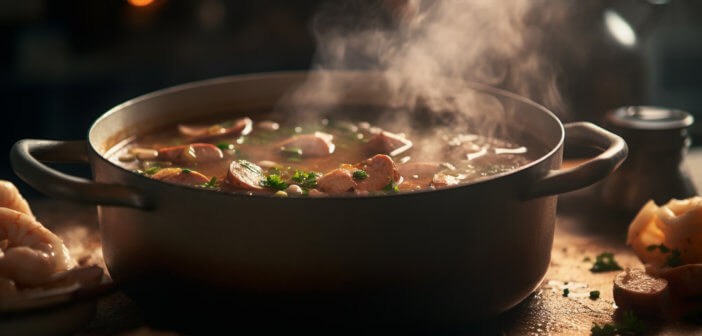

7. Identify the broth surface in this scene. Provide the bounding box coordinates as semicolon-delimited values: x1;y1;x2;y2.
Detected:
108;110;542;196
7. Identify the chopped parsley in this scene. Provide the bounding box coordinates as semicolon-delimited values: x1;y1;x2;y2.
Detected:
291;170;320;189
590;252;622;272
646;244;683;267
260;174;289;190
591;311;645;336
563;288;569;297
382;181;399;192
353;170;368;180
181;168;192;174
589;290;600;300
216;142;235;151
200;176;217;189
646;244;670;253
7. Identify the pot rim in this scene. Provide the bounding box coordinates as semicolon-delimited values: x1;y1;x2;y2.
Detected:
87;70;564;200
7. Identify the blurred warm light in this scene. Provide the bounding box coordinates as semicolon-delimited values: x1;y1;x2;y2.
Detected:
127;0;155;7
604;9;636;48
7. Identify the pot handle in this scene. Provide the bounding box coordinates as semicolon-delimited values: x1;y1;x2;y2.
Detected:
526;122;628;199
11;139;150;209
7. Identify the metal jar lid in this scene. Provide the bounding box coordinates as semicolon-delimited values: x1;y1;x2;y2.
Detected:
606;106;694;130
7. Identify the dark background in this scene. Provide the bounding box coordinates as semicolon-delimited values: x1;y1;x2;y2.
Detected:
2;0;701;197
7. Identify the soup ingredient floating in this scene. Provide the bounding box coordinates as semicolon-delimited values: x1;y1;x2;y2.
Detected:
115;116;534;196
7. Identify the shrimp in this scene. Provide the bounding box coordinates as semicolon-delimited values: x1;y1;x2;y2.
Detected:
0;180;34;219
0;207;73;287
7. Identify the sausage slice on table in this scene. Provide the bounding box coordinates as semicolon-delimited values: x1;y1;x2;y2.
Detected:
613;268;670;316
660;263;702;298
157;143;223;163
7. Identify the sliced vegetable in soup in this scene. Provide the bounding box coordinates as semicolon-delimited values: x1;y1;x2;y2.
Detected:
110;112;538;196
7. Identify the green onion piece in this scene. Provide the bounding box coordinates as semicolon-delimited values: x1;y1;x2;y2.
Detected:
181;168;192;174
590;252;622;272
145;166;161;175
201;176;217;188
563;288;569;297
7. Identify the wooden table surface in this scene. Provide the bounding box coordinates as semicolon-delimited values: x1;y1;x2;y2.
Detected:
21;150;702;336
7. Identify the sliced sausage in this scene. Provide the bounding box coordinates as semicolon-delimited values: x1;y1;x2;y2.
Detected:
178;117;253;141
317;169;356;194
398;162;441;189
365;131;412;156
355;154;400;192
613;268;670;316
660;264;702;298
151;168;210;186
157;143;223;163
275;132;335;157
432;173;459;188
226;160;265;191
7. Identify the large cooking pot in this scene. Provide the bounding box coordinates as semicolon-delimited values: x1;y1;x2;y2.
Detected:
10;71;626;327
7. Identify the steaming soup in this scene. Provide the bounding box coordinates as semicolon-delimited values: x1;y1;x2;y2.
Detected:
109;112;538;196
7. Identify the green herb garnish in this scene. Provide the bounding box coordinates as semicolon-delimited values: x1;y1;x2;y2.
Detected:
291;170;320;189
589;290;600;300
260;174;289;190
646;244;683;267
145;166;161;175
382;181;399;192
563;288;570;297
181;168;192;174
353;170;368;180
201;176;217;189
590;252;622;272
216;142;235;151
646;244;670;253
591;311;645;336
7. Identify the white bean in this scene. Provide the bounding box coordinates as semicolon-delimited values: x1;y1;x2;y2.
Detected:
285;184;303;195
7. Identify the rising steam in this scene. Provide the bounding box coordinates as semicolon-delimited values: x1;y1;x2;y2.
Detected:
282;0;567;127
